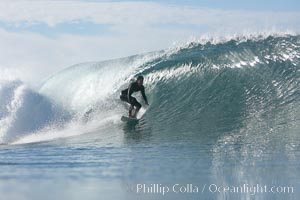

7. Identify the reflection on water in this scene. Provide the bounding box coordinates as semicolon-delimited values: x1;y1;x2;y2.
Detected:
118;103;300;199
122;118;152;144
0;112;299;200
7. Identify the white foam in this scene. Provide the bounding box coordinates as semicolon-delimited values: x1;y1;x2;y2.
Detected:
12;110;122;145
0;84;25;143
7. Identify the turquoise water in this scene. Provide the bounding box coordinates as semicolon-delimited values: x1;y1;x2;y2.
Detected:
0;34;300;199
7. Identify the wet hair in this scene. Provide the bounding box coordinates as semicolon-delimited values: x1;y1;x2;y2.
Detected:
137;75;144;81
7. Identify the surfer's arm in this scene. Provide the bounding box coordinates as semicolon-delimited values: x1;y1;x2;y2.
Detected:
141;87;148;105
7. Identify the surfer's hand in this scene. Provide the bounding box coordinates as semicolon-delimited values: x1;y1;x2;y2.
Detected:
145;102;149;106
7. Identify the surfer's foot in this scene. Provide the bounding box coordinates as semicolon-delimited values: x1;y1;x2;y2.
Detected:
129;107;136;118
133;110;139;118
133;113;137;118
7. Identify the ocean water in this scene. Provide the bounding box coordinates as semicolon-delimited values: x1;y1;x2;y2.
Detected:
0;34;300;200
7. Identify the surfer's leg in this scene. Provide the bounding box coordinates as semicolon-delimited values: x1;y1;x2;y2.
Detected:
120;94;128;102
133;101;142;118
129;105;134;118
133;107;140;118
121;94;133;117
129;97;141;118
129;97;137;118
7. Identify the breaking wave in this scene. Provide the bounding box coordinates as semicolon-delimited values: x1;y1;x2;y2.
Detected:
1;34;299;144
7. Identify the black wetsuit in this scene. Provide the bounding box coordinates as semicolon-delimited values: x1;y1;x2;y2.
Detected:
120;82;148;109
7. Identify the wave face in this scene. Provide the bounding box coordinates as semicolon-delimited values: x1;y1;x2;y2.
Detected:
1;34;300;144
142;35;300;138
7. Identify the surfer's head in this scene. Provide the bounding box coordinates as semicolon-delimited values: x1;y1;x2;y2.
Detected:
137;75;144;86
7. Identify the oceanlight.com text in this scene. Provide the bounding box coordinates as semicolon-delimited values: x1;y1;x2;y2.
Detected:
207;183;294;195
129;183;294;196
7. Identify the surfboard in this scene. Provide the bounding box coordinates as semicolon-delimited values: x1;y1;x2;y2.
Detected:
121;116;139;122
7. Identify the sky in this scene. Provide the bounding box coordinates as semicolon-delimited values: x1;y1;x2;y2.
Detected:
0;0;299;85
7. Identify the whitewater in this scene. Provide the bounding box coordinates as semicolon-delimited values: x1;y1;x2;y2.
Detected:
0;34;300;199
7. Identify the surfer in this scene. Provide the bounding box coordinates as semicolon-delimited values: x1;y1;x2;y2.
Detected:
120;75;149;118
